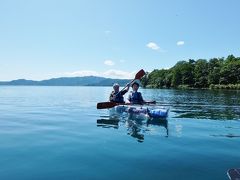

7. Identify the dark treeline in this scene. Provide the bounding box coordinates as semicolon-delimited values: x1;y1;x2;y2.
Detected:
142;55;240;89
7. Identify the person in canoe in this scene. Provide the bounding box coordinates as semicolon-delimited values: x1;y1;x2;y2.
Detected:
127;80;145;104
109;83;130;103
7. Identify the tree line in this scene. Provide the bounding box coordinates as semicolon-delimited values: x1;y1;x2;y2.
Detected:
141;55;240;90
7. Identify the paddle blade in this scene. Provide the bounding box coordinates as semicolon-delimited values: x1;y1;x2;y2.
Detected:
144;100;156;104
135;69;146;80
97;102;117;109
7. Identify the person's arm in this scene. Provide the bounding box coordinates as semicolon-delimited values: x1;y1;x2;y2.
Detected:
139;92;144;103
126;92;132;103
109;92;114;101
120;83;130;95
121;89;128;95
125;83;130;92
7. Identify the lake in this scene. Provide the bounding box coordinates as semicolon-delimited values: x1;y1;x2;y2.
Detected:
0;86;239;180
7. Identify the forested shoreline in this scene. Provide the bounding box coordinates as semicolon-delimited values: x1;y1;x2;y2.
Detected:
142;55;240;90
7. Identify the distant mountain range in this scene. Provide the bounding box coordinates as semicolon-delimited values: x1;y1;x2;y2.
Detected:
0;76;130;86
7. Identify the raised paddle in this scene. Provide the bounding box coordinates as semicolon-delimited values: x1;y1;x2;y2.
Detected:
96;69;146;109
97;101;156;109
115;69;145;96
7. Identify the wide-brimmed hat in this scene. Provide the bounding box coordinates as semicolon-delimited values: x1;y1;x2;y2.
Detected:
131;79;141;87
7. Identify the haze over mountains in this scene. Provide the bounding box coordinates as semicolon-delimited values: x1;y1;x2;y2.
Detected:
0;76;130;86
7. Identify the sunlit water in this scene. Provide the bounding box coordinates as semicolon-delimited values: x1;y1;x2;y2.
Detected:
0;86;239;180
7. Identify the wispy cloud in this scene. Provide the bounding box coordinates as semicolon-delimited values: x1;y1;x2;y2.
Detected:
64;70;100;77
103;69;135;79
146;42;160;50
104;30;111;35
177;41;185;46
104;60;115;66
146;42;166;52
63;69;135;79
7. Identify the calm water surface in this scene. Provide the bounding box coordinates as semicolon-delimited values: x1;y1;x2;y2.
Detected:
0;86;239;180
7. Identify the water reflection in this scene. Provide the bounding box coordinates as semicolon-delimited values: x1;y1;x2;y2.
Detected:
211;134;240;138
125;119;145;143
166;90;240;120
97;116;168;142
147;118;168;137
97;89;240;142
171;104;240;120
97;118;119;129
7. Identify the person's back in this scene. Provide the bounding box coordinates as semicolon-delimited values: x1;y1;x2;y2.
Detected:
128;81;144;104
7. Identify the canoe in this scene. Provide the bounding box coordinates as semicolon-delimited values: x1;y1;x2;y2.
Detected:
109;105;169;119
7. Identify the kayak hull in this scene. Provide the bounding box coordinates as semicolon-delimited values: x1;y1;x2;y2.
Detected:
109;105;169;119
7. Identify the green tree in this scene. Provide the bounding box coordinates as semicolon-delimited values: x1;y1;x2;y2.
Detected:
145;54;240;89
208;58;223;85
164;73;173;88
171;60;194;87
194;59;208;88
220;60;240;84
141;72;149;88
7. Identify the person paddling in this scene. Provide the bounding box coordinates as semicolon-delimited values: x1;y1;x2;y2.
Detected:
109;83;130;103
127;80;145;104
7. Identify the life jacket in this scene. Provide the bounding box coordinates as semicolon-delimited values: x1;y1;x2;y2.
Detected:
128;91;143;104
111;91;124;103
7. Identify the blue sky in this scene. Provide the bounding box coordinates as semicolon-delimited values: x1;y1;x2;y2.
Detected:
0;0;239;81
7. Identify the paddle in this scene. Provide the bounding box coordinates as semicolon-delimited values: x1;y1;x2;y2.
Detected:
115;69;145;96
97;102;128;109
97;101;156;109
97;69;146;109
143;100;156;104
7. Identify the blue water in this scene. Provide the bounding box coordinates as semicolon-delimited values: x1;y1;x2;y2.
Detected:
0;86;239;180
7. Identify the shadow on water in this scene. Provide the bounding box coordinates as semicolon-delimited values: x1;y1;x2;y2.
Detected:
97;116;168;143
